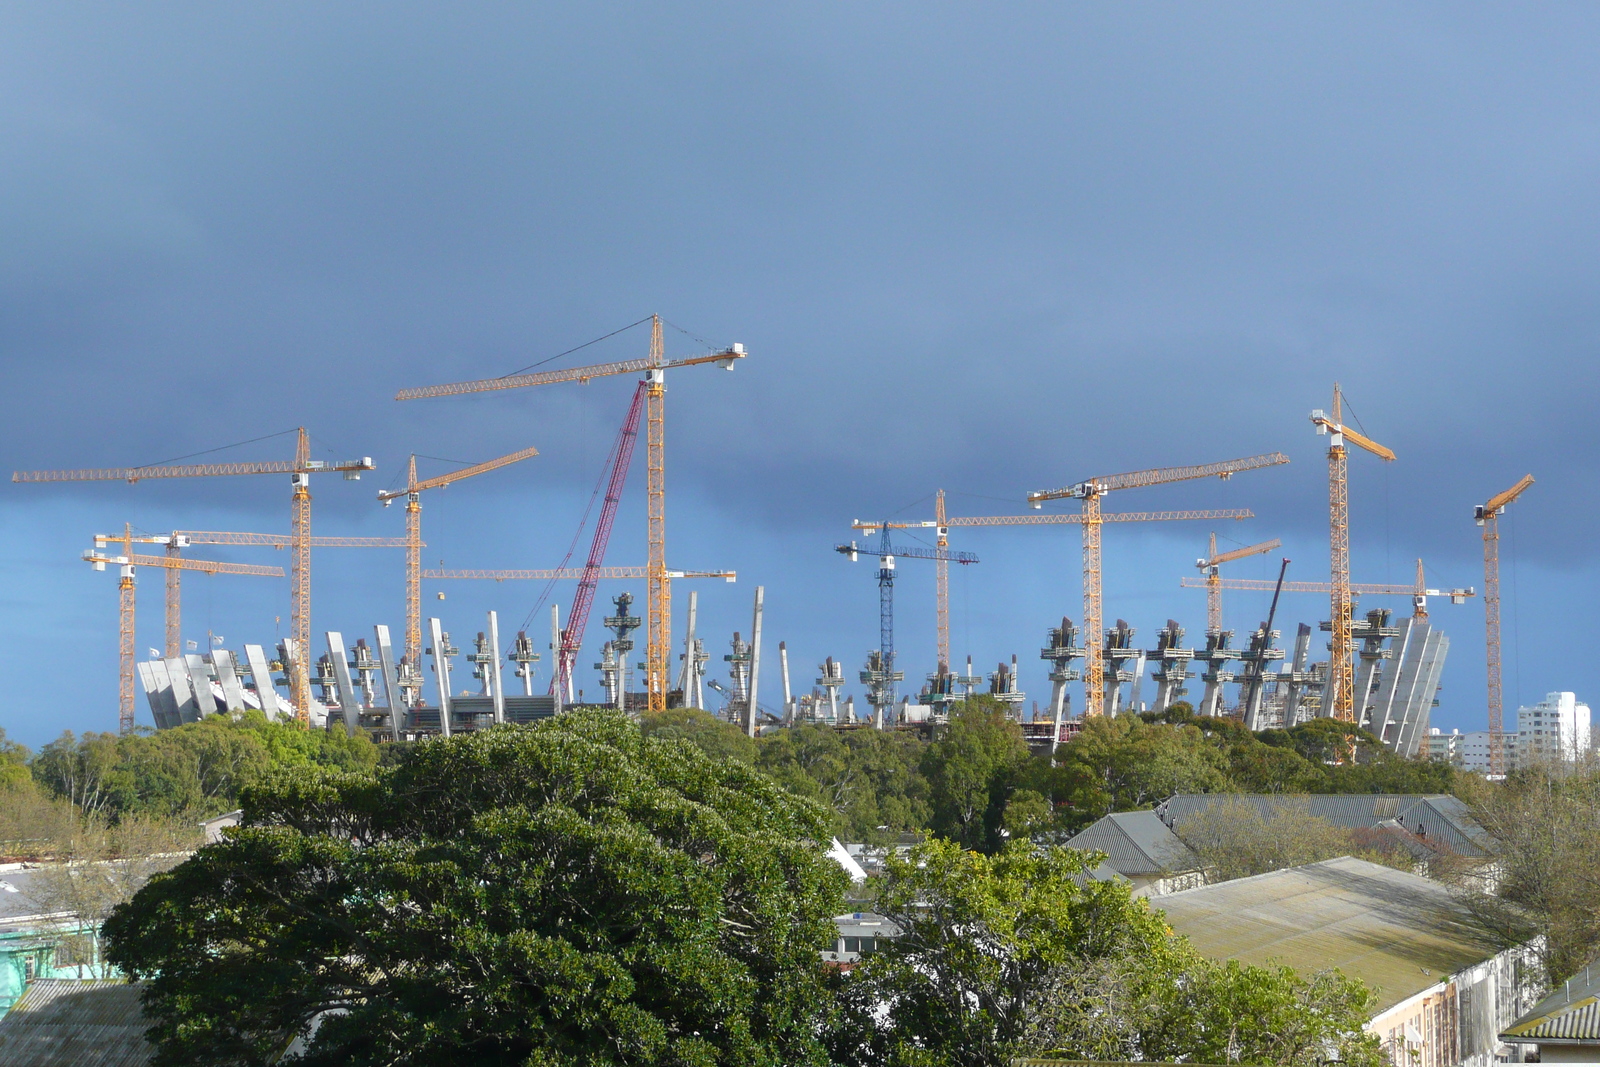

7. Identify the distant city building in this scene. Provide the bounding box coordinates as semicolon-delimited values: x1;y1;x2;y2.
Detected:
1517;692;1591;764
1446;692;1589;773
1424;727;1462;764
1457;730;1515;773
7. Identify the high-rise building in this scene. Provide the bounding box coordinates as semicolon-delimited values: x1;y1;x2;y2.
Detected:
1517;692;1592;765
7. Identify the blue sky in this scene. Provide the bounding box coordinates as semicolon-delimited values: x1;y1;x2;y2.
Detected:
2;3;1594;747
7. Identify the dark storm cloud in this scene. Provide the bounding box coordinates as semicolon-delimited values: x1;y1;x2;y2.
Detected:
2;3;1596;742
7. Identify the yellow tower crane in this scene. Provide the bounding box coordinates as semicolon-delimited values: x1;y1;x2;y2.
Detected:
149;530;409;660
16;428;373;717
1027;453;1289;715
1181;563;1474;613
1475;474;1534;777
395;316;745;711
375;446;540;666
855;505;1255;685
1309;387;1395;721
84;525;284;734
1196;535;1282;633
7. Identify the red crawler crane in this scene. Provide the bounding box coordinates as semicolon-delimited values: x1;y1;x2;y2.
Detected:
555;382;648;697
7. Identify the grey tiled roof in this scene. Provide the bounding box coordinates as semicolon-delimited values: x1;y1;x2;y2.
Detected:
1503;964;1600;1043
0;980;152;1066
1153;794;1492;857
1067;810;1202;876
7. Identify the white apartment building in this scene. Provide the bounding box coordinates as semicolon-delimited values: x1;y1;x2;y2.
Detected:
1444;692;1591;773
1517;692;1591;764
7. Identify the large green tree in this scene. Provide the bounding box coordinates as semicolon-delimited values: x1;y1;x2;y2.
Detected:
104;711;848;1067
834;838;1382;1067
920;697;1031;851
32;712;377;819
757;724;930;843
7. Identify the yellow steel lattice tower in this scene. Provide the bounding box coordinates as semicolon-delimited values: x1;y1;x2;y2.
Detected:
376;446;539;672
935;489;950;673
165;542;182;658
1477;474;1534;777
1029;453;1288;716
119;548;136;734
406;456;422;663
18;430;373;725
859;506;1255;690
290;428;314;716
646;317;671;711
86;524;284;733
1197;534;1281;634
1309;386;1394;723
394;314;744;714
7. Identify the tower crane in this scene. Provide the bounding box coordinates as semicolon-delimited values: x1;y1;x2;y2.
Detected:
147;530;408;660
1181;563;1474;615
83;526;283;733
838;525;977;724
396;316;745;711
1027;452;1290;714
1475;474;1534;777
15;428;374;716
376;445;540;666
856;504;1255;692
1310;387;1394;721
1196;535;1282;633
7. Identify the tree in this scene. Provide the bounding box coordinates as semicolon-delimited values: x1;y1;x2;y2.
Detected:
921;698;1031;852
1053;715;1231;828
0;728;31;791
1460;757;1600;980
31;712;378;820
105;711;848;1067
640;706;757;764
756;724;930;843
834;838;1381;1067
1172;796;1364;881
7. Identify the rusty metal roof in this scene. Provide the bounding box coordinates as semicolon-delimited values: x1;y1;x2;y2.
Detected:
0;979;151;1066
1156;856;1507;1013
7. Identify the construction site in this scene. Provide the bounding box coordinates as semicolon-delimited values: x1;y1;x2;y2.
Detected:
12;319;1535;776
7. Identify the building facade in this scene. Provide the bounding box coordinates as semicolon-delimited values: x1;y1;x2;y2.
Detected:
1517;692;1592;765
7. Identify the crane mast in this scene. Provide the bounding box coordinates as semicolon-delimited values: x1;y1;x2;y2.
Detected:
1310;387;1394;722
376;444;540;668
1476;474;1534;777
1028;452;1289;715
17;427;373;721
86;525;284;733
395;314;745;712
646;320;670;711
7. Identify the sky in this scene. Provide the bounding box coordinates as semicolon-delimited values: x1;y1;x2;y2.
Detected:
2;3;1596;748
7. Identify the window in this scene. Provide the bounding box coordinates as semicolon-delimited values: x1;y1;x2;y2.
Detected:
859;938;876;954
844;937;861;953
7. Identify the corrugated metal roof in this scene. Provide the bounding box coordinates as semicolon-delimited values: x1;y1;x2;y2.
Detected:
1154;794;1491;858
1067;811;1201;876
1503;965;1600;1043
1156;856;1505;1013
0;979;151;1066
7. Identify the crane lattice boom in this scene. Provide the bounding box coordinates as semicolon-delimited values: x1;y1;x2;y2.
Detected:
1477;473;1534;777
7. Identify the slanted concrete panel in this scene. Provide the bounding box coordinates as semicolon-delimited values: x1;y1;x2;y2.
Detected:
325;632;361;737
242;644;282;719
165;657;199;724
213;649;247;711
186;654;217;717
374;624;402;741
